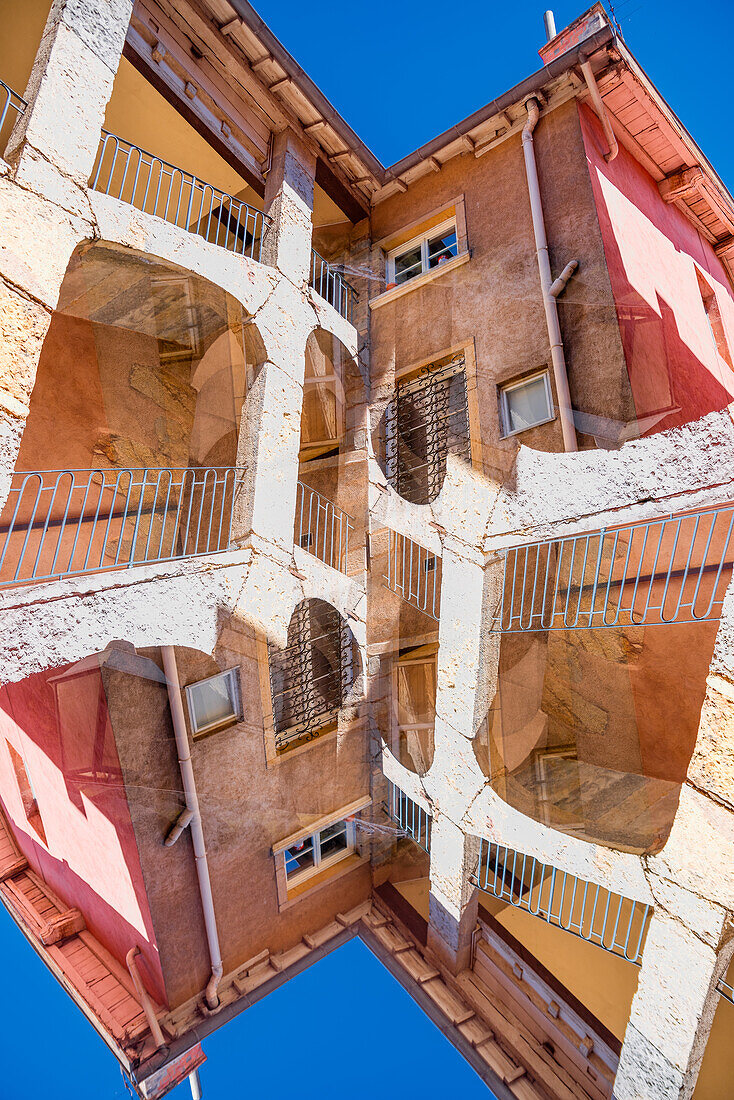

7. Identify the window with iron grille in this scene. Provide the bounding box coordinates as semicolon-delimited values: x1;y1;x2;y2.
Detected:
268;600;355;752
385;354;471;504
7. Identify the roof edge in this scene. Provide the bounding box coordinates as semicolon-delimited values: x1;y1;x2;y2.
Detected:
384;24;614;181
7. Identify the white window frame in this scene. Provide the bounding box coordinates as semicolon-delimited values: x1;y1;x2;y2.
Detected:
386;218;459;285
284;818;356;887
184;666;242;736
499;370;554;437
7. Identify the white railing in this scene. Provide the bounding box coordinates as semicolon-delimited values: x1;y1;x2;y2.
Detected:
500;502;734;632
90;131;269;262
386;781;431;851
0;77;26;155
474;838;652;964
384;529;440;619
0;467;244;587
294;481;354;573
309;249;357;321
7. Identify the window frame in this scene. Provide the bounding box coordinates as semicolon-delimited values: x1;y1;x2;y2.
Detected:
283;818;357;887
184;666;242;737
386;218;459;286
499;370;555;438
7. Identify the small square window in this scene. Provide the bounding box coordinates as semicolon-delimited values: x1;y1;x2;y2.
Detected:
281;817;356;888
185;667;241;736
388;219;460;287
500;372;554;436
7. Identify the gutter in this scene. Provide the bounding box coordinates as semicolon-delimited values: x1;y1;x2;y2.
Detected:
383;25;614;182
225;0;385;183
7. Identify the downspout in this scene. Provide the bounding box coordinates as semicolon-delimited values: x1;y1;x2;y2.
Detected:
126;947;166;1050
521;98;578;452
161;645;223;1010
579;52;618;163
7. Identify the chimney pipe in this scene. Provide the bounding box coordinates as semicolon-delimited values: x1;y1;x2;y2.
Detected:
544;10;557;41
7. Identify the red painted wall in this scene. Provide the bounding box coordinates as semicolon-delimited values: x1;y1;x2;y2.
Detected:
579;102;734;435
0;661;165;1004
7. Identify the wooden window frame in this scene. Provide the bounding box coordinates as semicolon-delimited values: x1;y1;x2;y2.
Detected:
386;217;460;287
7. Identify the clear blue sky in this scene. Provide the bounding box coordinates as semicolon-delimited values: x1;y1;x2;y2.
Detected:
254;0;734;188
0;915;494;1100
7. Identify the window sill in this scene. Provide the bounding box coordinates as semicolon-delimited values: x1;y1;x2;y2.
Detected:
279;853;368;912
369;251;471;311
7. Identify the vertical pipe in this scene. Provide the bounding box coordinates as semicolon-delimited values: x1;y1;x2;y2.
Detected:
543;10;556;40
161;646;223;1009
521;98;578;452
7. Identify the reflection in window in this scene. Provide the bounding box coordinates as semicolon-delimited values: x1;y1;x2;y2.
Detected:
284;819;355;885
499;371;554;436
393;644;436;775
388;220;459;286
185;668;241;737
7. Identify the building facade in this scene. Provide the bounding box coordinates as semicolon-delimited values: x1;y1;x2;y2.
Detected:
0;2;733;1098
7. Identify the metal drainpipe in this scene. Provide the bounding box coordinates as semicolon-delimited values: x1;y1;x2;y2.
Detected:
161;645;223;1010
521;97;578;453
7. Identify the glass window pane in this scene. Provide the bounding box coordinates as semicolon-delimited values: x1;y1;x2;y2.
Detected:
189;672;237;732
504;376;552;433
285;837;315;877
319;820;348;860
427;229;458;268
394;245;423;284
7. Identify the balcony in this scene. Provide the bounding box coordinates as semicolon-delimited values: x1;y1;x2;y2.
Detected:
0;466;244;588
294;481;355;574
0;77;26;157
89;131;269;262
309;249;358;322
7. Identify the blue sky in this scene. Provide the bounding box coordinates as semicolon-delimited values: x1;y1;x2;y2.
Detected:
254;0;734;188
0;914;493;1100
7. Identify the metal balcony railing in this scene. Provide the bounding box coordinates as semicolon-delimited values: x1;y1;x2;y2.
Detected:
295;481;354;573
0;77;26;153
309;249;357;322
89;131;269;262
384;529;440;620
385;781;431;851
499;502;734;632
474;838;652;965
718;976;734;1005
0;467;244;587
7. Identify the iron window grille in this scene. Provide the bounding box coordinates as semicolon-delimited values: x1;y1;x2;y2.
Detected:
385;781;431;852
385;354;471;505
268;601;355;752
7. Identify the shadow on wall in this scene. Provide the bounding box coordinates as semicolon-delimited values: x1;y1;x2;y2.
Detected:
580;102;734;438
0;647;168;1003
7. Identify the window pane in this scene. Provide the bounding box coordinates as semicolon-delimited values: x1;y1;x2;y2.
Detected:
285;837;315;877
319;820;348;860
394;245;422;285
189;672;237;732
427;229;458;268
504;376;552;433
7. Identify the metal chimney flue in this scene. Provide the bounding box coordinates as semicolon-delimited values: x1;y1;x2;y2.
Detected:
544;10;557;41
